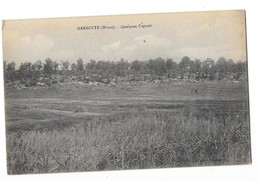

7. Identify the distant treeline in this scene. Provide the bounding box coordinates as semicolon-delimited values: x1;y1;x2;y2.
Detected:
4;56;247;82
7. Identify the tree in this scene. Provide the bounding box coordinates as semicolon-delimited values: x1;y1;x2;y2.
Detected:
19;62;32;77
209;64;217;80
115;58;129;76
179;56;191;78
227;59;235;73
61;60;70;71
71;63;76;71
76;58;84;71
201;58;215;78
34;60;43;71
4;61;16;82
95;60;106;70
44;58;54;75
190;59;201;73
53;61;59;72
147;57;167;75
166;58;174;70
179;56;191;70
86;59;96;70
6;61;16;72
216;57;228;77
194;59;201;71
131;60;142;71
236;61;246;73
166;58;178;77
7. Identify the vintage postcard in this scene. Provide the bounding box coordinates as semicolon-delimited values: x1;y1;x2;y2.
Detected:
2;10;250;174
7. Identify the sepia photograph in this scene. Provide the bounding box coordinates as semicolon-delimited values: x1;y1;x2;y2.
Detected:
2;10;251;175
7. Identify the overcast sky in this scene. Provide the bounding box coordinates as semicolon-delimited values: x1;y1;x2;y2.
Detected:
2;10;246;65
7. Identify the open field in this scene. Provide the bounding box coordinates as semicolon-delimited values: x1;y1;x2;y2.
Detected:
4;80;251;174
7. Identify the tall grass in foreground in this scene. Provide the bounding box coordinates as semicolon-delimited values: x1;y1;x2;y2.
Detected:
6;105;251;174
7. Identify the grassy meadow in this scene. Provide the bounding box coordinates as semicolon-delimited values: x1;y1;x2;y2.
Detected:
4;80;251;174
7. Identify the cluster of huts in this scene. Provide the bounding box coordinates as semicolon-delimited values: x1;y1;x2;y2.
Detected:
6;71;247;89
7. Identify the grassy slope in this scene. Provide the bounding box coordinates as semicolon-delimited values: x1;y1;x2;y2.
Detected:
4;81;251;174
